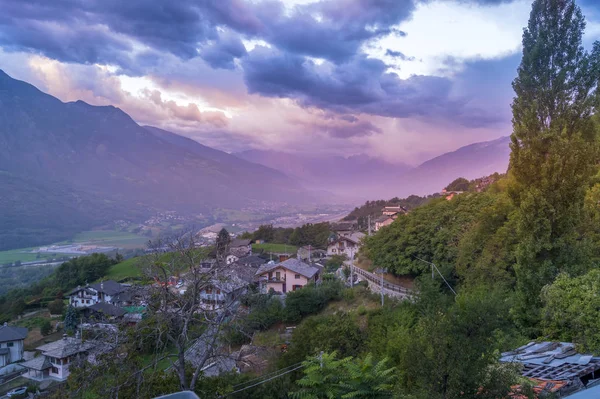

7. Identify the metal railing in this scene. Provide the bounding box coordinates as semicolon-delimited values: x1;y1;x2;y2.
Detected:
352;267;412;296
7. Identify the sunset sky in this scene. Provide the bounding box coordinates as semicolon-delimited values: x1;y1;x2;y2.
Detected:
1;0;599;165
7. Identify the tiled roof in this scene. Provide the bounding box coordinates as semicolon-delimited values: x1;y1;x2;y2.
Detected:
37;337;96;359
500;341;600;395
0;325;28;342
256;258;319;279
89;280;125;296
231;239;252;247
21;356;52;371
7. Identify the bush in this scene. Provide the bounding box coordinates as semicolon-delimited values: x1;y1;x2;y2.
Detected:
48;298;65;315
40;319;53;335
284;281;343;323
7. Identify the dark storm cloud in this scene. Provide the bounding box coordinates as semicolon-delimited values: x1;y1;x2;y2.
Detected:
199;31;248;70
0;0;416;67
242;46;501;127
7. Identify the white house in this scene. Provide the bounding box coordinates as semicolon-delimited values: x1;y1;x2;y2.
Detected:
21;335;98;381
199;275;248;310
327;232;365;259
229;239;252;257
256;258;321;294
0;323;27;367
226;254;239;265
67;280;127;308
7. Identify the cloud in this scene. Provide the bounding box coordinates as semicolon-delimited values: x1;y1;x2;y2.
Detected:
242;46;502;127
199;30;247;70
385;49;415;61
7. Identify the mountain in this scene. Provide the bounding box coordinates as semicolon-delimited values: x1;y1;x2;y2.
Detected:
395;136;511;197
236;150;411;198
0;69;312;250
236;136;511;200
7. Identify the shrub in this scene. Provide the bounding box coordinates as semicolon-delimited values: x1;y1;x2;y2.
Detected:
284;281;343;323
40;319;53;335
48;298;65;315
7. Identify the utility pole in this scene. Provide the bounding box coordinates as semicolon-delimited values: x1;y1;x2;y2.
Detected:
375;268;387;306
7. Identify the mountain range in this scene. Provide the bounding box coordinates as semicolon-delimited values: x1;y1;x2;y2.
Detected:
0;70;310;250
237;136;511;200
0;69;511;251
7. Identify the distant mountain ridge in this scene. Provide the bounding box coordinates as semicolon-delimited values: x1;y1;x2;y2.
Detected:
0;69;312;250
236;136;511;200
236;150;411;198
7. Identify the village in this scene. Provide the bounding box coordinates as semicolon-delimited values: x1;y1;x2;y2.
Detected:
2;187;600;398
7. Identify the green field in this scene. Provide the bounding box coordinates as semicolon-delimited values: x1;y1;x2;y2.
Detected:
253;243;298;254
0;247;73;264
0;230;149;265
68;230;149;249
105;257;143;280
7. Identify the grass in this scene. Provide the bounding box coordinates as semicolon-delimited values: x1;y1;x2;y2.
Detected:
252;329;286;347
68;230;149;249
105;257;143;280
0;230;149;265
0;248;73;264
253;243;298;254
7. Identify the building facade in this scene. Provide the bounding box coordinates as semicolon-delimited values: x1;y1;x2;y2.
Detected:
0;323;27;367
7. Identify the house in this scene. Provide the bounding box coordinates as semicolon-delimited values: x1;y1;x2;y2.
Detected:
297;246;326;262
327;232;365;258
199;275;248;310
500;341;600;397
67;280;127;308
0;323;27;367
235;255;267;268
330;222;357;237
256;258;321;294
229;239;252;257
21;335;98;381
374;215;394;232
382;206;407;217
440;189;463;201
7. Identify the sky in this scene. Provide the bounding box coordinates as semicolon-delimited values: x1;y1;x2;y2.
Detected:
0;0;599;165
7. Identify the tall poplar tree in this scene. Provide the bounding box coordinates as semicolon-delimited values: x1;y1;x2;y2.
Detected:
510;0;600;330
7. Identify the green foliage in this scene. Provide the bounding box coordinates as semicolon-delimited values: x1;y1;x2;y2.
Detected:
54;253;116;292
541;269;600;352
324;254;347;273
363;192;501;280
64;305;78;334
40;319;52;336
445;177;469;192
282;313;365;367
288;223;331;249
509;0;600;331
291;352;398;399
254;224;276;242
343;195;436;231
284;281;343;323
47;298;65;315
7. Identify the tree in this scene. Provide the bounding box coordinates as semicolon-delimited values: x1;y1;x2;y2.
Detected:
216;228;231;264
291;352;398;399
445;177;470;192
509;0;600;330
64;305;78;334
40;319;52;336
11;298;25;318
541;269;600;352
254;224;275;242
48;298;65;315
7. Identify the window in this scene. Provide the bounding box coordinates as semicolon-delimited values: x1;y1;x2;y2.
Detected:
206;288;212;294
86;299;90;304
295;274;301;279
51;366;59;374
275;271;281;280
332;249;336;253
216;289;221;295
7;342;14;347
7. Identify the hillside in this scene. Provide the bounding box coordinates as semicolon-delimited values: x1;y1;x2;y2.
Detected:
0;70;313;250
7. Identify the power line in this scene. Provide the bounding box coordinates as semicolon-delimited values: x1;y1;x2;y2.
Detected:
231;361;305;389
412;256;457;296
222;365;304;397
